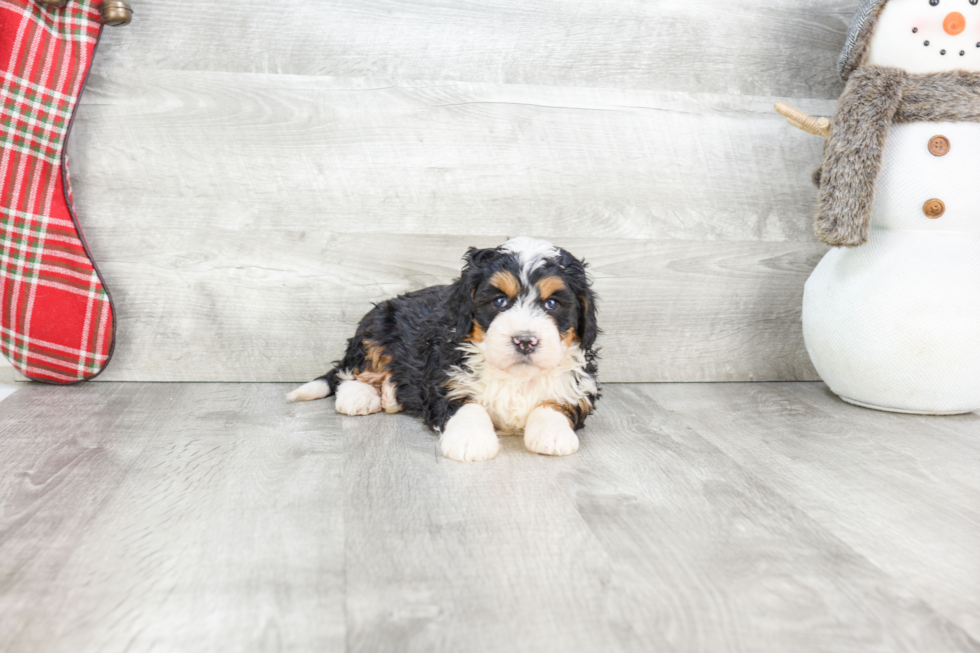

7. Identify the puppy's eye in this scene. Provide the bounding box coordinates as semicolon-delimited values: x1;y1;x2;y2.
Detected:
543;298;559;311
493;297;509;309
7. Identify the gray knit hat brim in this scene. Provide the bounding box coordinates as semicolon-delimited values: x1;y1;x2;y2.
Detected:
838;0;888;79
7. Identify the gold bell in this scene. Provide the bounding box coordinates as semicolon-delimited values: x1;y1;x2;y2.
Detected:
100;0;133;26
37;0;69;7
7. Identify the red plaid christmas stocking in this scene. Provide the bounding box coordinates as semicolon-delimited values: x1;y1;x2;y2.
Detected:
0;0;114;383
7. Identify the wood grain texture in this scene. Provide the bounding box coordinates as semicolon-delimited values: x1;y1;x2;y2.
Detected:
90;0;852;98
0;384;346;653
69;69;834;242
1;382;978;652
82;233;825;382
60;1;854;382
65;68;832;382
648;382;980;643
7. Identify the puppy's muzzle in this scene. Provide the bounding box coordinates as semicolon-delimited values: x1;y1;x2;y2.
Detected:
512;333;539;356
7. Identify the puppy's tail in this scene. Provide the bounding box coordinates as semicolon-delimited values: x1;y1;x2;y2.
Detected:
286;372;336;403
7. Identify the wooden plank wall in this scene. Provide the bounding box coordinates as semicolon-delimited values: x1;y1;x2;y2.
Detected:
67;0;856;383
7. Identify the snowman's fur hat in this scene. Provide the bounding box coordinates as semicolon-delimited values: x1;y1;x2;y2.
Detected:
839;0;888;79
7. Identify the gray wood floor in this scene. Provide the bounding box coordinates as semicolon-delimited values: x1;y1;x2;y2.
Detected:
0;382;978;653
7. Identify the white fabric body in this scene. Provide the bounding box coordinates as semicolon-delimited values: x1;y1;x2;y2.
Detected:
865;0;980;74
873;122;980;233
803;122;980;414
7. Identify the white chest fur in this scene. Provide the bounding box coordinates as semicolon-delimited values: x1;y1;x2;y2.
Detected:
447;344;597;434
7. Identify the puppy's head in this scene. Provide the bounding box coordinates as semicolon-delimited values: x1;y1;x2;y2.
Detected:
450;237;597;375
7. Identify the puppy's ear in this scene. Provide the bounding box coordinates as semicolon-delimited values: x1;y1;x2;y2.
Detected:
559;249;599;352
461;247;499;270
577;285;599;352
447;247;497;340
578;286;599;351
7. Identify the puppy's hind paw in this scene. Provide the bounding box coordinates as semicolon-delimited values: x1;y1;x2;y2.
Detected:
524;406;579;457
441;404;500;462
335;380;382;416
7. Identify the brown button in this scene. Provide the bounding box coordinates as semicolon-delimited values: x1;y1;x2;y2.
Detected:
929;135;950;156
923;199;946;219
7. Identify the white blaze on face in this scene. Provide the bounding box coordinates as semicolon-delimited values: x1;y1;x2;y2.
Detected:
502;237;559;283
482;295;565;375
866;0;980;73
478;237;568;374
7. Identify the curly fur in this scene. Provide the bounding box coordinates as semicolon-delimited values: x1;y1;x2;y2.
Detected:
816;67;980;247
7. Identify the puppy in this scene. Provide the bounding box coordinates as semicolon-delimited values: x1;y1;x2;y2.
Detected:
287;237;599;462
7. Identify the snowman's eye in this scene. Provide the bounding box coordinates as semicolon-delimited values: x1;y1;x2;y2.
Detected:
930;0;939;6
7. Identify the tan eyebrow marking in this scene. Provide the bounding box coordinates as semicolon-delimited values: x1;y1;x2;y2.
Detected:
490;270;520;298
536;275;566;300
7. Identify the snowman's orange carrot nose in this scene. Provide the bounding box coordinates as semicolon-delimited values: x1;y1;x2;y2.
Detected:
944;12;966;36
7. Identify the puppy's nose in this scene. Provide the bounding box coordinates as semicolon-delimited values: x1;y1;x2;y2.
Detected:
512;333;539;355
945;12;966;36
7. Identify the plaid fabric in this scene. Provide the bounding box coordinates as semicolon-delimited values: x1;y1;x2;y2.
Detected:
0;0;114;383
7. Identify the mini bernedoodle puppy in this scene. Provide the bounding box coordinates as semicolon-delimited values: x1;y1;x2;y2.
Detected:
287;237;599;462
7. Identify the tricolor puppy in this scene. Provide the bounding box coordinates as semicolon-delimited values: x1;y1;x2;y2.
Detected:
287;237;599;462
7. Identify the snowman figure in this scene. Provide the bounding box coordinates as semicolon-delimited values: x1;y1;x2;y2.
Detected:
782;0;980;414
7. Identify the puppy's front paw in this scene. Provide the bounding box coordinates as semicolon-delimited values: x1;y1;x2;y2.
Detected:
524;407;579;457
441;404;500;462
335;380;382;416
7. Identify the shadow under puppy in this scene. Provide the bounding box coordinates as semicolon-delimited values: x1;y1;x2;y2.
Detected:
287;237;600;462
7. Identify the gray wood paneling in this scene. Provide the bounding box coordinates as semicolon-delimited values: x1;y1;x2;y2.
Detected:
1;382;978;652
70;70;833;242
90;0;853;98
61;1;854;382
84;232;825;382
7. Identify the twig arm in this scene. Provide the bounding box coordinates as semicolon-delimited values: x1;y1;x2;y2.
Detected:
775;102;830;139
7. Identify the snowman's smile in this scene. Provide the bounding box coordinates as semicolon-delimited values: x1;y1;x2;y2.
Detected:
917;8;973;56
866;0;980;73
